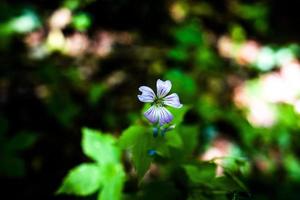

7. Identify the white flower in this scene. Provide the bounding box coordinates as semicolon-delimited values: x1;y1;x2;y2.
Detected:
138;79;182;125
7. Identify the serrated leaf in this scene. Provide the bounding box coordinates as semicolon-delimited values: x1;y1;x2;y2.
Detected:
57;163;102;196
82;128;120;165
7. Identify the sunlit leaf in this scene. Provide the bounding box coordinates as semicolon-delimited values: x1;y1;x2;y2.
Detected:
57;163;102;196
82;128;120;165
98;164;125;200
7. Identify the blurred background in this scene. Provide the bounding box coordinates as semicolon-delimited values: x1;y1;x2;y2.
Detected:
1;0;300;199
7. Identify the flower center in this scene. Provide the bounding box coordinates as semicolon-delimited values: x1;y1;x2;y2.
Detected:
153;97;164;107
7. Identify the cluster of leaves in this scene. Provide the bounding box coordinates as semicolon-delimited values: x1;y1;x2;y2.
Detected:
1;0;300;199
58;107;249;200
57;128;125;200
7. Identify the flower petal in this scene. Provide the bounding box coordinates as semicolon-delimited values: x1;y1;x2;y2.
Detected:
156;79;172;98
144;105;159;123
163;93;183;108
157;106;173;125
138;86;156;102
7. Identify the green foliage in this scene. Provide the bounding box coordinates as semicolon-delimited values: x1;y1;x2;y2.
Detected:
0;127;37;177
168;104;190;125
168;22;203;62
197;95;222;122
184;163;217;184
184;162;246;199
98;164;126;200
233;3;269;33
283;155;300;181
168;47;188;61
57;163;102;196
119;105;190;180
119;125;153;179
82;127;120;165
47;93;80;127
230;24;246;43
178;125;199;155
58;128;125;200
164;70;197;102
72;12;91;31
89;83;108;105
173;22;203;46
3;0;300;199
7;131;37;151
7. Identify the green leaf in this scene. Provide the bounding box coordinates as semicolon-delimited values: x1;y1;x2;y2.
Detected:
165;130;183;148
72;12;91;31
82;128;120;165
211;176;242;192
168;105;190;125
168;47;188;61
183;163;217;184
119;125;153;179
179;125;199;155
118;125;144;149
132;131;153;179
197;95;221;121
173;22;203;46
89;83;107;105
98;164;125;200
57;163;102;196
8;131;37;151
283;154;300;181
165;70;197;102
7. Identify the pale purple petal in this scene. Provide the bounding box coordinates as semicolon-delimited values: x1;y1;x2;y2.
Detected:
156;79;172;98
163;93;183;108
157;106;173;125
144;106;159;123
138;86;156;102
